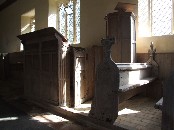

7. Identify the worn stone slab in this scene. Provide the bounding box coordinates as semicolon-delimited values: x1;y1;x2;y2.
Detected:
89;38;119;124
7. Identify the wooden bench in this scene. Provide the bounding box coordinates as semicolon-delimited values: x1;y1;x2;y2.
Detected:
115;63;157;103
118;77;156;103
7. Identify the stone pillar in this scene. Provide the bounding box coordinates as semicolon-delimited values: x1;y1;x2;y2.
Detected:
89;38;119;124
162;71;174;130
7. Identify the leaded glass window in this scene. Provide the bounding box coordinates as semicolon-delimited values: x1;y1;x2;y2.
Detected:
138;0;150;37
152;0;172;36
58;0;80;44
67;1;74;43
75;0;80;43
138;0;173;37
59;4;66;37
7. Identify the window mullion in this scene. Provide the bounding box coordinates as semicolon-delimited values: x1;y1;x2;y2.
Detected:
73;0;77;44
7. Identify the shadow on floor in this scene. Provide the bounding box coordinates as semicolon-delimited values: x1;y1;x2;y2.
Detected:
0;98;53;130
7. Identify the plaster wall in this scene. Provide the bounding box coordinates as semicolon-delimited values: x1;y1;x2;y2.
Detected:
80;0;138;48
137;34;174;53
136;2;174;53
48;0;138;49
81;0;174;54
48;0;57;29
1;0;173;54
0;0;48;53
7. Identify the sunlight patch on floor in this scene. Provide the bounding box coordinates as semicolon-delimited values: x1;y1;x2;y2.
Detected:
0;117;19;121
32;113;68;123
118;108;140;116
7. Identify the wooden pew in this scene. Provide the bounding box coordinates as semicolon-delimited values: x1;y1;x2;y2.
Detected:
86;44;158;104
117;63;157;103
89;38;158;124
119;77;156;103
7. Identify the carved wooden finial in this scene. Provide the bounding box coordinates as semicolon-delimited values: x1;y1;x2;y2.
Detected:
148;42;156;60
101;38;115;62
146;42;159;77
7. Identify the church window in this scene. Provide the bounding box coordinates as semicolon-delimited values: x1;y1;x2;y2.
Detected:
138;0;173;37
58;0;80;44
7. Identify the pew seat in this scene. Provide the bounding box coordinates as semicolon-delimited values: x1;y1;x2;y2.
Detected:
118;77;156;103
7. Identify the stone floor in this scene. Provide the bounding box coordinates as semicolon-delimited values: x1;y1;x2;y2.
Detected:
0;98;53;130
0;80;96;130
115;96;161;130
0;97;97;130
0;80;162;130
63;95;162;130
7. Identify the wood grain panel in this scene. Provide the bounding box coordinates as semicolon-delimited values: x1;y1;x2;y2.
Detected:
137;53;174;81
17;28;69;106
137;53;174;99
